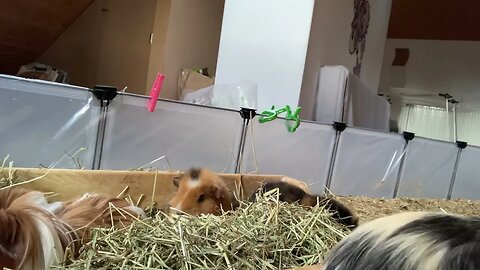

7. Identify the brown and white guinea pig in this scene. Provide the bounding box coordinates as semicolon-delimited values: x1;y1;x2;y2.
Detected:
249;181;358;229
0;187;77;270
168;167;239;215
322;211;480;270
53;192;146;241
0;186;146;270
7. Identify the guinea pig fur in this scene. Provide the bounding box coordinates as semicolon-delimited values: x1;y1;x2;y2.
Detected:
322;211;480;270
0;187;77;270
168;167;239;216
54;192;146;241
249;181;358;229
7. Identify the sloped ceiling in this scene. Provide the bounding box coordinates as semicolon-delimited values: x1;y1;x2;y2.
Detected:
388;0;480;41
0;0;94;75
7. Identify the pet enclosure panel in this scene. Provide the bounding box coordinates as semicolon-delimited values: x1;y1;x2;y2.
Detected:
397;138;458;199
240;120;334;194
450;145;480;200
0;75;99;169
100;94;243;173
330;128;404;198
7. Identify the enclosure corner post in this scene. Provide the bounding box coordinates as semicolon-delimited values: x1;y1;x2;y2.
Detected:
91;85;118;170
447;140;468;200
325;122;347;193
392;131;415;198
234;107;257;174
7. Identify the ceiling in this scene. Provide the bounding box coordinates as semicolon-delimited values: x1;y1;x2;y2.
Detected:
0;0;94;75
388;0;480;41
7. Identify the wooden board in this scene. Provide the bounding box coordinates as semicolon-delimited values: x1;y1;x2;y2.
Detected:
8;167;311;211
388;0;480;41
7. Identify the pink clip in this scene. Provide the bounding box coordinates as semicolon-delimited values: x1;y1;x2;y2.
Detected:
147;73;165;112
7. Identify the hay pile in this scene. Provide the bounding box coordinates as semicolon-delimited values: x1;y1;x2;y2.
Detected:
56;192;348;270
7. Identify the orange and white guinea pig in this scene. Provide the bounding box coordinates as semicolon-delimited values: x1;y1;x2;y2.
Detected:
168;168;239;215
0;187;146;270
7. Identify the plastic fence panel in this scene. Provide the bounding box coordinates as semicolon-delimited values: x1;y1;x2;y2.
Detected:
0;75;99;169
330;128;404;198
397;138;458;199
100;95;242;172
451;145;480;200
241;120;335;194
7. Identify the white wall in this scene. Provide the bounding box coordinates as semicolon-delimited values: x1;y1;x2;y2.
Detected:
380;39;480;99
215;0;315;111
299;0;392;120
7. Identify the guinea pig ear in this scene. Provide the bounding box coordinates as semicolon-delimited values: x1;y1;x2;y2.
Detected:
210;185;225;199
173;176;181;188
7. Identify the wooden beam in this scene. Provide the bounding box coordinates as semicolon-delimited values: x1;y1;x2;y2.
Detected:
388;0;480;41
7;168;310;211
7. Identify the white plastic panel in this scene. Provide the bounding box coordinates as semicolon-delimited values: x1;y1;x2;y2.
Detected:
397;138;458;199
330;128;404;198
314;66;348;124
451;146;480;200
0;75;99;169
100;95;242;172
241;120;335;194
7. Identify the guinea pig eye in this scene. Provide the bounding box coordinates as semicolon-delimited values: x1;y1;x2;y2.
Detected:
197;194;205;203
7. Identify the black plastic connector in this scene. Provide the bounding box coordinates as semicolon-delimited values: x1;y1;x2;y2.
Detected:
403;131;415;142
449;99;459;104
332;122;347;132
438;93;452;99
239;107;257;120
92;85;118;107
456;141;467;149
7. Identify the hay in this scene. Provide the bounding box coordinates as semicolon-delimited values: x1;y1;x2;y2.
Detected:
55;191;347;270
0;155;20;189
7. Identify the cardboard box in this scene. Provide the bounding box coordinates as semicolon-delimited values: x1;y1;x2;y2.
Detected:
177;68;214;100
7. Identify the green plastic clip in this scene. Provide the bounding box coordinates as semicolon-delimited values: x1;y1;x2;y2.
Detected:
258;105;302;132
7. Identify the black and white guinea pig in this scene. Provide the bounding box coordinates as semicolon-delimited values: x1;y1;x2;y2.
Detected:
322;211;480;270
249;181;358;229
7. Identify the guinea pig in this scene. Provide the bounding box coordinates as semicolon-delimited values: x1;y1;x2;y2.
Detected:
0;187;77;270
168;167;239;216
53;192;146;241
322;211;480;270
249;181;358;229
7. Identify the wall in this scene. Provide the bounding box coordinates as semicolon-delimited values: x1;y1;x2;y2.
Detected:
215;0;315;112
146;0;172;92
38;0;157;95
160;0;225;100
37;0;104;88
95;0;157;95
380;39;480;99
299;0;392;120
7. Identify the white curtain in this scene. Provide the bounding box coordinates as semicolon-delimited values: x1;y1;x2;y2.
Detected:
397;105;480;147
457;110;480;147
